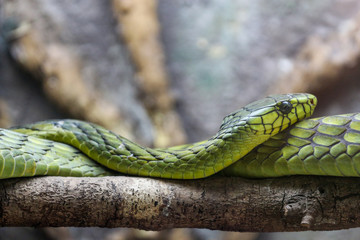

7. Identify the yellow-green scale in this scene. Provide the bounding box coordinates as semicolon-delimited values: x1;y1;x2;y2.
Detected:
224;113;360;177
0;129;115;179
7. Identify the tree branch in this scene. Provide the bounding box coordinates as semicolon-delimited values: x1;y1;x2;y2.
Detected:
0;175;359;231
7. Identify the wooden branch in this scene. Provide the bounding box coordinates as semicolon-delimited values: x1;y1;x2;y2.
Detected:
1;176;360;231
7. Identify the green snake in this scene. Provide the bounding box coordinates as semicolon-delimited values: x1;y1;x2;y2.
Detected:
1;92;356;179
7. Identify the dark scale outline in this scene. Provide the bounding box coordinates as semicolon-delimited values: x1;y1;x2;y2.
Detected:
281;114;359;170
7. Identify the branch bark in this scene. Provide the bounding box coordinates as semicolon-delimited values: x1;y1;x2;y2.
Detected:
0;176;360;231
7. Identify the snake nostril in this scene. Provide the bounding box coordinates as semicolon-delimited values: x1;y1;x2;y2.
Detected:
309;97;317;106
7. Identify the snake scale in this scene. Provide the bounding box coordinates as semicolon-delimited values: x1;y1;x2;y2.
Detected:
0;93;358;179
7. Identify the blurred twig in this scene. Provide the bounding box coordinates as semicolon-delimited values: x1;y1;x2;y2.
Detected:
112;0;186;147
7;26;135;139
270;11;360;94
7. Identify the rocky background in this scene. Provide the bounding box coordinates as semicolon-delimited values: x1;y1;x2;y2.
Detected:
1;0;360;239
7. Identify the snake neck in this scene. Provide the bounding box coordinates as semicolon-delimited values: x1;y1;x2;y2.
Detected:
158;126;273;175
13;120;273;179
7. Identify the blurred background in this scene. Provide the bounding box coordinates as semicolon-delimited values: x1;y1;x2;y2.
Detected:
1;0;360;239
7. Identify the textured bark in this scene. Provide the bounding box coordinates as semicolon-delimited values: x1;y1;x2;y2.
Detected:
0;175;360;231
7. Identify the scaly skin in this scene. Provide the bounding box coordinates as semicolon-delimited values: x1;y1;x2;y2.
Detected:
223;113;360;177
1;93;315;179
0;129;115;178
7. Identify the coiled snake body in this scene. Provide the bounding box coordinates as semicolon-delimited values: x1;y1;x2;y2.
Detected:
2;93;356;179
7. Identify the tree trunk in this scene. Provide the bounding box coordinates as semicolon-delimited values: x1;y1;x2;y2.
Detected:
0;175;359;231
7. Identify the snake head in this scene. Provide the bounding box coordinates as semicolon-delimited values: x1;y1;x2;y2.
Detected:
245;93;317;135
218;93;317;138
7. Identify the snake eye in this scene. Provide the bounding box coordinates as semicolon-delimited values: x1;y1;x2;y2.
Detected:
278;101;293;114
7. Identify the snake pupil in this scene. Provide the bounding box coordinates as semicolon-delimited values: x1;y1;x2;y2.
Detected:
279;101;292;114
